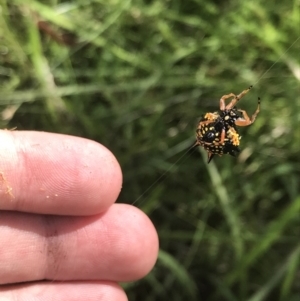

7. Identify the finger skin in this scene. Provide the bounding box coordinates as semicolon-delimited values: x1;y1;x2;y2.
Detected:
0;131;122;215
0;281;128;301
0;204;159;284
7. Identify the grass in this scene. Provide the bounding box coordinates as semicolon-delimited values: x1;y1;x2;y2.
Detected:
0;0;299;300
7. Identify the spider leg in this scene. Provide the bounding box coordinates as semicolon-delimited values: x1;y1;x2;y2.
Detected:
235;97;261;126
198;120;215;127
220;93;236;110
219;128;225;145
221;86;253;110
197;112;219;128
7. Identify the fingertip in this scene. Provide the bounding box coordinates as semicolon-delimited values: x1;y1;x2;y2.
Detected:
0;281;128;301
0;131;123;215
125;205;159;280
106;204;159;281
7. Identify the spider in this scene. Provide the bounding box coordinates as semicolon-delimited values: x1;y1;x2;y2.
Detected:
194;86;261;163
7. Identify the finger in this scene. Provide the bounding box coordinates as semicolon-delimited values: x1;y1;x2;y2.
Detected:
0;203;159;284
0;131;122;215
0;281;127;301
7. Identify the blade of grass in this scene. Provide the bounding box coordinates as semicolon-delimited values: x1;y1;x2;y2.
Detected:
247;244;300;301
201;147;243;259
226;196;300;285
158;249;198;299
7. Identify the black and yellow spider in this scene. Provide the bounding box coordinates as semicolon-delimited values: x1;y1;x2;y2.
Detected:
194;86;260;163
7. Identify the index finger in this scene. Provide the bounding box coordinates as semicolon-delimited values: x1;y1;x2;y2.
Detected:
0;131;122;215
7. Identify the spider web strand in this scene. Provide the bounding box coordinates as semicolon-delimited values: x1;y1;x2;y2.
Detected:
253;36;300;86
132;144;197;206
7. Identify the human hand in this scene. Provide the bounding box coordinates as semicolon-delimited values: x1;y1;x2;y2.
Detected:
0;131;158;300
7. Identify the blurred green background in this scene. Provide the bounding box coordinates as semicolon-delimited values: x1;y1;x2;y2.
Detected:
0;0;299;300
